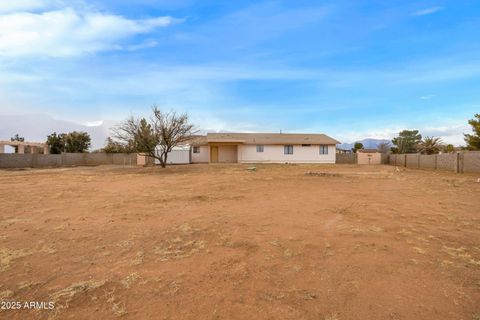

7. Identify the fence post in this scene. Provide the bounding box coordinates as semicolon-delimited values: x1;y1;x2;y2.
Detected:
460;153;464;173
454;153;460;173
31;153;37;168
404;154;407;168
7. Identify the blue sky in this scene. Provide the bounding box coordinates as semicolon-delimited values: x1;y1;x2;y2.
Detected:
0;0;479;145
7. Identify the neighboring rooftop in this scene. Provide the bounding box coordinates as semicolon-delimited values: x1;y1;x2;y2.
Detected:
358;148;380;153
0;140;46;147
202;133;341;145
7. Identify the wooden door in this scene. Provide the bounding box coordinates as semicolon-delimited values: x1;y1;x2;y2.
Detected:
211;146;218;163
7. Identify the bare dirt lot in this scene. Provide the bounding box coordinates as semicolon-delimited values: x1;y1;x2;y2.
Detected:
0;164;479;320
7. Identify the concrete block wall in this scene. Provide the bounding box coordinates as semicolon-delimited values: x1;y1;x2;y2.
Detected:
419;155;436;169
335;153;357;164
462;151;480;173
113;153;136;165
84;153;111;165
0;154;35;168
396;154;406;167
389;154;396;165
381;154;390;164
36;154;62;167
0;153;137;169
388;152;480;174
63;153;85;166
436;154;456;171
406;154;420;169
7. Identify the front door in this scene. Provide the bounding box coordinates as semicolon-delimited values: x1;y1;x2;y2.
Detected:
211;146;218;163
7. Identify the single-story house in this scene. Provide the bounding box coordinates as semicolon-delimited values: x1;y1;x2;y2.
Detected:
190;132;340;164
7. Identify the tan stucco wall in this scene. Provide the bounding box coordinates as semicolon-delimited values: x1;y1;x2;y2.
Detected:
237;144;336;163
357;152;382;165
217;145;237;163
191;145;209;163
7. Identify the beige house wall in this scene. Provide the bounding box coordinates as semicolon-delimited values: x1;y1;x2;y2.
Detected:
191;145;209;163
357;152;382;165
218;145;237;163
237;144;336;163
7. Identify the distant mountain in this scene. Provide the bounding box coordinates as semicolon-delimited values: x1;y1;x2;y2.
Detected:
337;138;392;150
0;114;115;150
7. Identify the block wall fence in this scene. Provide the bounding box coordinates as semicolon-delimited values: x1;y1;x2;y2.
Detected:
0;153;137;169
389;152;480;173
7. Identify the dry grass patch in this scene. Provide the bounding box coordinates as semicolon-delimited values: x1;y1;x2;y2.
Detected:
121;273;140;289
154;223;208;261
324;313;339;320
443;246;480;266
130;250;144;266
155;238;206;261
0;247;32;272
413;247;426;254
49;279;107;309
0;289;14;299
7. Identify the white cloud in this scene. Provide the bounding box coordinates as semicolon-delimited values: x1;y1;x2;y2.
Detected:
83;120;104;127
127;39;159;51
0;0;52;13
411;6;443;16
0;7;181;57
420;94;435;100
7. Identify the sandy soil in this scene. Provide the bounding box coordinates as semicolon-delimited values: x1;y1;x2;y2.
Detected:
0;164;479;320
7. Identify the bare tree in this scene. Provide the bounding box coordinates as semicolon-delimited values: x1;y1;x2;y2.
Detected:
113;106;196;167
377;142;390;154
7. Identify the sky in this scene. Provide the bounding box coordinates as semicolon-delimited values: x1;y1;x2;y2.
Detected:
0;0;479;146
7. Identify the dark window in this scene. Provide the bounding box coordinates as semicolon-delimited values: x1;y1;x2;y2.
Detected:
319;145;328;155
301;144;311;147
193;146;200;153
284;145;293;155
256;145;264;152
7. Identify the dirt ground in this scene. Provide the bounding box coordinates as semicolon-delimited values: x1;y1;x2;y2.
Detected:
0;164;479;320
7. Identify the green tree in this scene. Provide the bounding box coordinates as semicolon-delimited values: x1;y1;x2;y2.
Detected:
10;134;24;142
46;132;66;154
418;136;443;155
443;144;455;153
133;118;158;153
10;133;24;153
464;114;480;150
391;130;422;154
352;142;363;153
64;131;91;153
102;137;133;153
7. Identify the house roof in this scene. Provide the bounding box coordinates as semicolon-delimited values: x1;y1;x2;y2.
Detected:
186;135;208;146
203;133;341;145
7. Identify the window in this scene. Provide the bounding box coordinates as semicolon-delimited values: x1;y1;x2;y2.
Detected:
256;144;264;152
301;144;311;147
284;145;293;155
319;145;328;155
193;146;200;153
